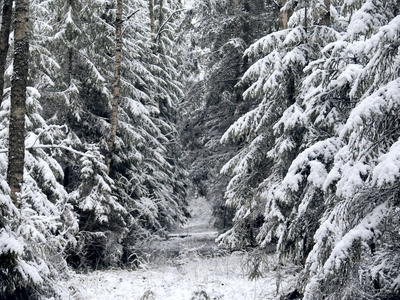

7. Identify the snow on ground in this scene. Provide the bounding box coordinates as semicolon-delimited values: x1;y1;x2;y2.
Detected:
61;197;299;300
182;196;217;233
64;252;298;300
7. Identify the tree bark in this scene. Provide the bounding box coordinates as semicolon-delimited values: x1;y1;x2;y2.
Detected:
0;0;13;105
277;0;293;30
157;0;164;46
232;0;239;9
317;0;330;26
149;0;156;54
106;0;123;174
7;0;29;207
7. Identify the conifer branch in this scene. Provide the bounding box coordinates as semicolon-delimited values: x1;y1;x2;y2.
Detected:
154;9;186;43
0;145;96;158
124;9;140;22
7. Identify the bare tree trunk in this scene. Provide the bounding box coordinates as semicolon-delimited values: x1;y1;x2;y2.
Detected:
149;0;160;110
277;0;293;30
317;0;330;26
157;0;164;46
7;0;29;207
0;0;13;105
304;4;308;32
232;0;239;9
149;0;156;54
106;0;123;174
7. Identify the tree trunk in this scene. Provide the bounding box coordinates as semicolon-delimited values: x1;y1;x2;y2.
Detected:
304;4;308;32
149;0;160;110
7;0;29;207
0;0;13;105
157;0;164;47
277;0;293;30
149;0;156;54
317;0;330;26
106;0;123;174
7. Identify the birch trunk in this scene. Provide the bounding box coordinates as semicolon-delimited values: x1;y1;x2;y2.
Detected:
106;0;123;174
7;0;29;207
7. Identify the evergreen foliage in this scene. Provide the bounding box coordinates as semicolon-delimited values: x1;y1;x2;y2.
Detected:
179;0;278;230
0;0;399;298
1;0;188;297
219;0;400;298
0;87;77;298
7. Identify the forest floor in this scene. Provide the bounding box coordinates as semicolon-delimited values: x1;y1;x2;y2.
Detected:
61;197;299;299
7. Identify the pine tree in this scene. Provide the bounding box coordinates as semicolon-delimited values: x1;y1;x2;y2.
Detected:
26;0;126;269
106;0;122;174
300;2;400;298
115;0;189;251
1;0;188;296
218;0;338;250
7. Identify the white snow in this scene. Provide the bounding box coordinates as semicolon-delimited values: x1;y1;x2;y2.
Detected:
307;161;328;188
342;79;400;138
62;252;297;300
373;139;400;186
322;202;389;275
274;103;305;133
58;196;298;300
17;260;44;284
0;230;24;256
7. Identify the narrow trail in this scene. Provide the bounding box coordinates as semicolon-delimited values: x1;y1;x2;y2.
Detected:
64;197;299;300
142;196;220;260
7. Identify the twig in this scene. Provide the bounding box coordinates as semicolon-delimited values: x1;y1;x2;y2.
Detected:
124;9;140;22
154;9;186;42
0;144;96;158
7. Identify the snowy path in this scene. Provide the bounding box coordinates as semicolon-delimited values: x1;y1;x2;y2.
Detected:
65;253;297;300
63;197;298;299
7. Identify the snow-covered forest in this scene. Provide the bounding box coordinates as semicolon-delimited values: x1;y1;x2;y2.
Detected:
0;0;399;299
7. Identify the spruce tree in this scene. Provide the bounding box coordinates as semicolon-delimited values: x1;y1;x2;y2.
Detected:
0;1;78;298
32;0;189;265
220;0;400;298
179;0;277;231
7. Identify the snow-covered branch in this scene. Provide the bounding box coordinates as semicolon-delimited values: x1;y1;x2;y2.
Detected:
0;144;95;157
155;9;186;43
